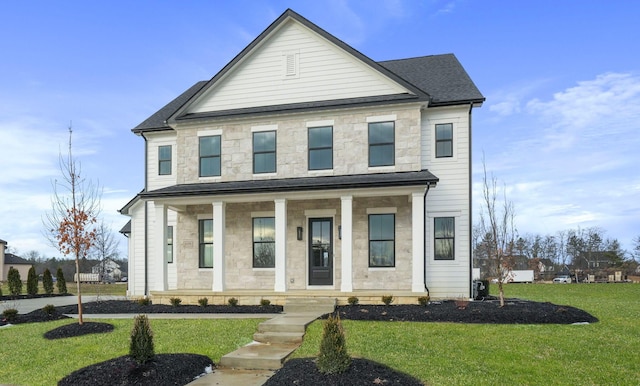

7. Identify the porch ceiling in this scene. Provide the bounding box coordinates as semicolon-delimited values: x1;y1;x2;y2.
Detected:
141;170;438;204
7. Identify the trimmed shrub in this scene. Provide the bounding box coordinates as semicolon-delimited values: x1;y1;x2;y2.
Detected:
27;266;38;295
56;268;67;294
381;295;394;305
2;308;18;322
129;314;155;364
317;313;351;374
260;298;271;307
169;297;182;307
137;297;152;306
8;267;22;295
198;298;209;307
347;296;359;306
42;304;56;316
418;296;430;306
228;297;238;307
0;285;2;297
43;268;54;295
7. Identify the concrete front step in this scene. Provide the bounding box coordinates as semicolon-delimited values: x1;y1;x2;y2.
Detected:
257;313;320;334
219;342;299;370
284;297;336;314
253;331;304;344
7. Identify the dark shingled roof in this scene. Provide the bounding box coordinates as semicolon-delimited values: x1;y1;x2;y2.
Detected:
132;81;207;133
4;253;31;265
379;54;485;106
119;220;131;235
140;170;438;199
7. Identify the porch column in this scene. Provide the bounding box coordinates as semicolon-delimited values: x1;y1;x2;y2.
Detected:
212;201;226;291
340;195;353;292
274;198;287;292
153;202;168;291
411;191;426;292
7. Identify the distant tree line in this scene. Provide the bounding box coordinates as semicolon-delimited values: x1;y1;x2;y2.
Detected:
474;225;640;280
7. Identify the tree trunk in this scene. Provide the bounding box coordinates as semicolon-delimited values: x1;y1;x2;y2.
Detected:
75;254;83;325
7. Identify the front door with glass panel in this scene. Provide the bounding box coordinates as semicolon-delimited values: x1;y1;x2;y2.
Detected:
308;218;333;286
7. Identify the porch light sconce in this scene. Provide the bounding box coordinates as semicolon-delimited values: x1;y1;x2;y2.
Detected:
297;227;303;241
338;225;342;240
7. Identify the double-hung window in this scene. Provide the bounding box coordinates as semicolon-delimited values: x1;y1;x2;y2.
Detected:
434;217;455;260
435;123;453;158
368;122;395;167
253;131;276;174
199;219;213;268
253;217;275;268
166;226;173;263
308;126;333;170
199;136;221;177
368;214;395;267
158;145;172;175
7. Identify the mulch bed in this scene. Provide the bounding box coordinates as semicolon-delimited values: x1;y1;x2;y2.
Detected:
44;321;114;339
58;353;213;386
55;300;284;315
264;358;424;386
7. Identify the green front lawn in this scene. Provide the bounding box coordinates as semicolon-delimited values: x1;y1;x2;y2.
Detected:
293;284;640;385
0;318;263;385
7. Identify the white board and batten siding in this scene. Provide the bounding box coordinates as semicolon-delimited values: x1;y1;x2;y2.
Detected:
127;200;146;297
188;20;410;114
422;106;472;298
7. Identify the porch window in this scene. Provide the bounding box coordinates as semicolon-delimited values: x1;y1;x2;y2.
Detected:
158;145;172;175
368;121;395;167
199;136;221;177
253;217;275;268
253;131;276;174
435;123;453;158
368;214;395;267
167;226;173;263
308;126;333;170
199;219;213;268
434;217;455;260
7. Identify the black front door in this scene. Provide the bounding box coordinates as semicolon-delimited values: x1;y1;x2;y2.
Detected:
309;218;333;286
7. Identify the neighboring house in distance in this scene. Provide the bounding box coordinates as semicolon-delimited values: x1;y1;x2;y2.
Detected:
91;258;123;281
119;9;484;301
0;239;32;281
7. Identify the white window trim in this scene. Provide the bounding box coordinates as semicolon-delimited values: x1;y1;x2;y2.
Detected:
367;207;397;214
197;129;223;137
306;120;334;127
251;124;278;132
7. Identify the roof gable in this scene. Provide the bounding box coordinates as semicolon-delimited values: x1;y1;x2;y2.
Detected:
174;9;424;121
4;253;31;265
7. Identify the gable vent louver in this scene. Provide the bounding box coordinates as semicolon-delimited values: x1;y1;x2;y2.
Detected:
283;50;299;78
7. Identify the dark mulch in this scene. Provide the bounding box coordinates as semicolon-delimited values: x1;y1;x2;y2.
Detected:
265;358;424;386
58;353;213;386
55;300;283;315
329;298;599;324
44;321;114;339
1;308;71;325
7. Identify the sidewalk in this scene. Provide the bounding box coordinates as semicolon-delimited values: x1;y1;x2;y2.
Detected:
0;295;127;314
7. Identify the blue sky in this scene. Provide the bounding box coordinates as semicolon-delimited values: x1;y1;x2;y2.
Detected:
1;0;638;258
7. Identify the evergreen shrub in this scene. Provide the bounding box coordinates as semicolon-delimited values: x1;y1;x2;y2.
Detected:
56;268;67;294
27;266;38;295
317;313;351;374
8;267;22;295
129;314;155;364
43;269;54;295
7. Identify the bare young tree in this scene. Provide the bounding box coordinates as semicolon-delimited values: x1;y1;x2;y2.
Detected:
479;157;516;307
44;126;100;325
90;220;121;280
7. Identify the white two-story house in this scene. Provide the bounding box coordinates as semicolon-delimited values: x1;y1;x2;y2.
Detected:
120;9;484;303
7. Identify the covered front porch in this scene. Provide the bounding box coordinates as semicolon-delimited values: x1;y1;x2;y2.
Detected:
138;170;438;298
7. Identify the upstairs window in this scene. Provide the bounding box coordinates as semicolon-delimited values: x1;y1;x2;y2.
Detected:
253;217;275;268
199;219;213;268
368;122;395;167
308;126;333;170
435;123;453;158
434;217;455;260
199;136;221;177
369;214;395;267
158;145;172;175
253;131;276;174
166;226;174;263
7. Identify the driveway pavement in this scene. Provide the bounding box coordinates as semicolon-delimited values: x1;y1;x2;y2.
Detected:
0;295;127;314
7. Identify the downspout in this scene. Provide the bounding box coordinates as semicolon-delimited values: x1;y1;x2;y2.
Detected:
141;132;149;297
423;184;431;296
468;102;474;298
